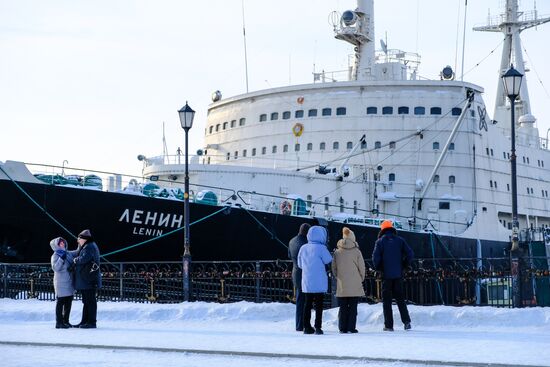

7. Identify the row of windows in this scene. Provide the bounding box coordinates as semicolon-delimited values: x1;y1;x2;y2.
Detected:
367;106;462;116
224;139;457;160
260;107;347;122
209;118;247;134
206;105;464;135
497;150;545;167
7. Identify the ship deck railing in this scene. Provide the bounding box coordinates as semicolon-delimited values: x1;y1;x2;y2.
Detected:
2;256;549;308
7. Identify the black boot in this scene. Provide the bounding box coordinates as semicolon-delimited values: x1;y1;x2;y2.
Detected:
56;322;69;329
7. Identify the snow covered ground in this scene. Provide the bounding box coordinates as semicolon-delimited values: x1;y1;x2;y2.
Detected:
1;299;549;367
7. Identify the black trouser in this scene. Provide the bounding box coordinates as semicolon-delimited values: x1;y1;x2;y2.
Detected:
294;285;305;331
80;289;97;326
55;295;73;324
337;297;358;332
382;278;411;329
303;293;324;329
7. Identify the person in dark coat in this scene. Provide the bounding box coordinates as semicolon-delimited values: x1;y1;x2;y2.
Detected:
73;229;101;329
50;237;75;328
372;220;414;331
288;222;311;332
297;226;332;335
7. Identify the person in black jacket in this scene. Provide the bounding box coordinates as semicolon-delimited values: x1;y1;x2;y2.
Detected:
288;223;311;331
372;220;414;331
73;229;102;329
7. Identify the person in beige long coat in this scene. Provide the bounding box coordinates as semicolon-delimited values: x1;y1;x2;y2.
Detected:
331;227;366;333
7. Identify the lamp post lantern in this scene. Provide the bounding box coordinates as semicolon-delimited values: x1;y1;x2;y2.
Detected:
178;101;195;302
501;65;523;252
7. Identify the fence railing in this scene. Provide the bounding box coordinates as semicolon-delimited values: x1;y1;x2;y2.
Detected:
2;257;549;307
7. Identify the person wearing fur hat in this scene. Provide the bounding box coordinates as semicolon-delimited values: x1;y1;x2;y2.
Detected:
297;225;332;335
50;237;75;328
332;227;365;333
73;229;102;329
288;222;311;331
372;220;414;331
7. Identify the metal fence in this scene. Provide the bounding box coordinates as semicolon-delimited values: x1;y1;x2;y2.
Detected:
1;257;549;307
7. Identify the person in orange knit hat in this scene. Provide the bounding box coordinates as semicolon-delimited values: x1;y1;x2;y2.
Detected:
372;220;414;331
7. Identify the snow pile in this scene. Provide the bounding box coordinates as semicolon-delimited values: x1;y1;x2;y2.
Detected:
1;298;549;331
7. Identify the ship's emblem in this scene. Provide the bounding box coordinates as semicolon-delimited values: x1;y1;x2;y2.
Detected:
297;96;304;104
478;106;488;132
292;123;304;137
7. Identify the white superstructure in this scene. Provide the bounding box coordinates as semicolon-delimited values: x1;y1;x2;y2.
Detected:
142;0;550;243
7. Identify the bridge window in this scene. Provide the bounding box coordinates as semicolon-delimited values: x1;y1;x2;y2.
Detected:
449;175;455;184
382;106;393;115
333;142;339;150
252;148;256;156
336;107;347;115
414;106;425;115
259;114;267;122
320;142;326;150
346;141;353;150
282;111;291;120
389;173;395;181
239;118;246;126
242;149;247;157
270;112;278;121
449;142;455;150
308;109;318;117
361;140;367;149
452;107;462;116
223;122;228;130
375;141;381;149
283;144;288;152
433;142;440;150
295;110;304;118
307;143;313;151
295;143;300;152
439;202;450;210
398;106;409;115
209;126;213;134
215;124;220;132
322;108;332;116
367;107;377;115
430;107;442;115
272;145;277;153
231;120;236;127
433;175;440;183
262;147;266;155
389;141;396;149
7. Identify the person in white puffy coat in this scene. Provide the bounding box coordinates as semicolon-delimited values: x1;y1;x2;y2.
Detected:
50;237;75;328
297;226;332;335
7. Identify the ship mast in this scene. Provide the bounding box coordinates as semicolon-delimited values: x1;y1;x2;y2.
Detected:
473;0;550;125
333;0;375;81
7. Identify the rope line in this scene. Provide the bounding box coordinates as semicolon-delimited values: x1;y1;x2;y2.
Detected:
0;164;228;259
0;165;77;240
242;207;289;250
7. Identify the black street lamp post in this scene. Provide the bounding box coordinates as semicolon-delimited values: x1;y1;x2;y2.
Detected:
501;65;523;252
178;101;195;302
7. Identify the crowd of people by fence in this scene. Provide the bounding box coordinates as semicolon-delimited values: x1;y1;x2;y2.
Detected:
289;220;414;335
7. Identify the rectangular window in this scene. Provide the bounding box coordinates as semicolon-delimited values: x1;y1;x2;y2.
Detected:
308;109;318;117
414;106;425;115
336;107;346;115
270;112;278;121
439;202;450;210
239;118;246;126
322;108;332;116
430;107;442;115
295;110;304;118
282;111;291;119
398;106;409;114
366;107;377;115
382;106;393;115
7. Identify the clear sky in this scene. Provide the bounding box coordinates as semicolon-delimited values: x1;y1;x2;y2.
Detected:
1;0;549;177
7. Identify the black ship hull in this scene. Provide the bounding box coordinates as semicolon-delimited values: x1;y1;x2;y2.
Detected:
0;180;510;263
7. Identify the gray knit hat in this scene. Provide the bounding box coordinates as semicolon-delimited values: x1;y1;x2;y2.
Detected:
78;229;92;239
